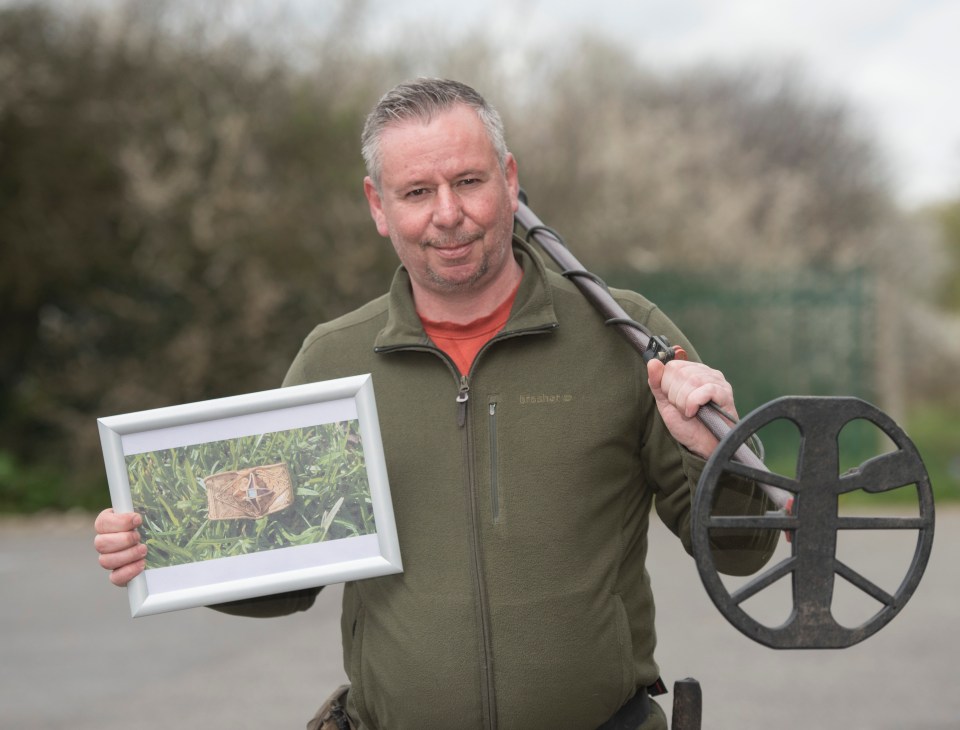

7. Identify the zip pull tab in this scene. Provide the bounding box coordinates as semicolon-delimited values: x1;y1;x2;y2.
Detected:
456;375;470;427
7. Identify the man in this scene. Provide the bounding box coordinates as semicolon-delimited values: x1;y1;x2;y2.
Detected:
95;78;776;729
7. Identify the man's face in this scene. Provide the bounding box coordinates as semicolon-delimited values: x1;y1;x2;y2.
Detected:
364;104;520;300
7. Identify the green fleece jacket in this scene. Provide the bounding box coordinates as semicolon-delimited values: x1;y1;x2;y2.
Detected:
217;239;776;729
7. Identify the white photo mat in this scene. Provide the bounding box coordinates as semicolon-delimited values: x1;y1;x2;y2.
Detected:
98;374;401;617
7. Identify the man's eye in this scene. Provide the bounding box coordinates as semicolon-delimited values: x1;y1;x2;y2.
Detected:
459;178;479;186
406;188;428;198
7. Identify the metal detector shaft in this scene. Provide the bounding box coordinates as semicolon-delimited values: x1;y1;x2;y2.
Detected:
516;200;791;510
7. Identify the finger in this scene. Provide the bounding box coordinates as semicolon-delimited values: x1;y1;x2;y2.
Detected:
94;508;142;535
661;362;704;416
646;359;665;392
99;542;148;572
94;529;141;556
689;382;737;420
684;383;729;418
109;559;146;588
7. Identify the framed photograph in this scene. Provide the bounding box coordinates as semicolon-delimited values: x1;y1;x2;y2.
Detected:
98;374;401;617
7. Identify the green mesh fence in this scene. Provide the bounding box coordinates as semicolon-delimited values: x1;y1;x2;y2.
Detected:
605;268;877;470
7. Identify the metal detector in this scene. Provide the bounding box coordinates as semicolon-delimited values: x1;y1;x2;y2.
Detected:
515;198;935;652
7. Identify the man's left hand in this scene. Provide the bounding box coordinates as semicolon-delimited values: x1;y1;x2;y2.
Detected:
647;359;736;459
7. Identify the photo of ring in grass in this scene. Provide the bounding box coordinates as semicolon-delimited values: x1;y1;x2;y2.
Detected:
125;420;375;570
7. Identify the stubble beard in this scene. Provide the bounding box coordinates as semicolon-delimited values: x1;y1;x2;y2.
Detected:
422;230;491;291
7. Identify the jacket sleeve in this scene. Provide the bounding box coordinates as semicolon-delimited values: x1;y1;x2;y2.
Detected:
637;304;778;576
209;586;322;618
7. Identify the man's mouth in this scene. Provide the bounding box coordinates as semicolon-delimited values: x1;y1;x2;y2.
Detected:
433;242;473;259
426;233;482;259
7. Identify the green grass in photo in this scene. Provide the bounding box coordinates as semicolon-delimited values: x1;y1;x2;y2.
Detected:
125;420;375;569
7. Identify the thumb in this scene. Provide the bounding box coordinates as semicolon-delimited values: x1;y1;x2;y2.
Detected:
646;358;665;394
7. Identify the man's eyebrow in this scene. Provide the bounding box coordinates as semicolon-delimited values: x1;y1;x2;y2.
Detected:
393;168;487;191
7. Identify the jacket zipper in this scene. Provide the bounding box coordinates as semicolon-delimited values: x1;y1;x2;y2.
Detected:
457;375;470;427
455;371;498;730
489;402;500;523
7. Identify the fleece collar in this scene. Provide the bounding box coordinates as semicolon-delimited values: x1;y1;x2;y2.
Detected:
374;236;559;350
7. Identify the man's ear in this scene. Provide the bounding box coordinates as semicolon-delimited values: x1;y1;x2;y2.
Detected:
504;154;520;213
364;177;390;237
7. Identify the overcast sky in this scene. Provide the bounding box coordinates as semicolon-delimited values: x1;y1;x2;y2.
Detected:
352;0;960;209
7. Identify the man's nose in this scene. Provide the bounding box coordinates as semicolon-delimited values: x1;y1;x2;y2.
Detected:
432;187;464;228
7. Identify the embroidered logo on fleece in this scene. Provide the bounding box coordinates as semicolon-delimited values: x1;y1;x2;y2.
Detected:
518;394;574;404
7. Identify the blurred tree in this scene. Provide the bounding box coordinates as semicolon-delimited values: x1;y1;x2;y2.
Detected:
0;1;398;507
933;198;960;311
508;35;900;273
898;196;960;408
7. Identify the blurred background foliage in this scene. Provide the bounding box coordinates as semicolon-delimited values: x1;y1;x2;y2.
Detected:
2;0;959;512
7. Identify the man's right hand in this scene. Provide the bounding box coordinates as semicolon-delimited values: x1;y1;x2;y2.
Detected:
94;508;147;587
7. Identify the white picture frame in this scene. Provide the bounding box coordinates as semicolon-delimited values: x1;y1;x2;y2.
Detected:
97;374;401;617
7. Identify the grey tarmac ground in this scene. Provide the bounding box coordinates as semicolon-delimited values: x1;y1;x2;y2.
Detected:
2;505;957;730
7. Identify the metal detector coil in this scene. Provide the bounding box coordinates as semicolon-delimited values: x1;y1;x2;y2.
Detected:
691;396;935;649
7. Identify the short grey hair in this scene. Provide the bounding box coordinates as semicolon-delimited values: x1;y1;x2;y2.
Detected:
361;78;509;190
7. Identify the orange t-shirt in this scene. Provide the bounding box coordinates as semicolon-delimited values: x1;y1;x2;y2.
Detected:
420;285;520;376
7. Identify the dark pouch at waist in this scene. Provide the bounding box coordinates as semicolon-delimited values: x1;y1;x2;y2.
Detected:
307;684;354;730
596;687;652;730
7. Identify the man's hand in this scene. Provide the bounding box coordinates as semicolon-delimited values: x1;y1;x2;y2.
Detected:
94;508;147;587
647;359;737;460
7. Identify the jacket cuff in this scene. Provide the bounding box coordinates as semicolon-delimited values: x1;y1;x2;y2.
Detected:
209;586;322;618
678;446;779;577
